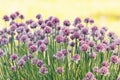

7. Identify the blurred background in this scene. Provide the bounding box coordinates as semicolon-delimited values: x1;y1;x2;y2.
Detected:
0;0;120;35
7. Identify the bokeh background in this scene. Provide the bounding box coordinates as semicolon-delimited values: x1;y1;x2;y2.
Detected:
0;0;120;36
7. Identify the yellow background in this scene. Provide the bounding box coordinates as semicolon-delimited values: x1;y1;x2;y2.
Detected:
0;0;120;36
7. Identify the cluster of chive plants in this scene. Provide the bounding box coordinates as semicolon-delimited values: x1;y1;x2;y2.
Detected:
0;12;120;80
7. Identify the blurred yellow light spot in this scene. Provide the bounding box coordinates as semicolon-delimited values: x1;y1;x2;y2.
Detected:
0;0;120;36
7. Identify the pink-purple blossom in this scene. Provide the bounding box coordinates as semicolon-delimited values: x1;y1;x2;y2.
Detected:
72;54;80;63
56;67;64;74
10;54;18;61
39;66;48;74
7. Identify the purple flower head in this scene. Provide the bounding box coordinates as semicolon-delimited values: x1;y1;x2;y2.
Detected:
36;40;43;47
43;38;49;45
99;35;104;41
92;32;99;40
77;24;84;30
22;55;27;61
102;40;109;45
91;26;98;33
80;43;90;52
93;66;99;73
95;43;105;52
89;52;96;58
40;23;46;29
15;11;20;16
70;34;74;40
10;54;18;61
46;21;54;28
1;34;7;39
88;41;95;47
0;49;5;57
51;17;60;25
102;27;108;32
39;66;48;74
36;14;42;19
28;54;33;59
108;32;115;38
16;26;24;33
29;45;37;53
18;59;25;67
48;16;53;20
102;61;109;68
55;35;63;43
85;39;90;43
31;58;38;65
11;66;17;71
29;35;35;42
99;66;109;75
34;30;42;36
20;35;28;43
38;19;43;25
56;67;64;74
110;55;118;64
37;60;44;67
90;19;94;24
15;23;19;27
26;19;34;25
3;15;9;21
61;49;67;56
56;25;61;31
1;32;7;37
30;22;38;29
55;51;64;59
73;17;81;26
79;36;84;41
19;14;24;19
109;43;117;50
38;43;47;52
7;29;14;35
44;26;52;34
25;27;30;33
72;54;80;64
81;27;89;35
84;17;90;23
86;72;94;80
100;29;105;36
27;42;33;48
62;27;70;36
1;38;9;45
114;39;120;45
70;42;75;47
63;36;69;43
73;32;80;39
63;20;71;26
27;32;33;38
16;34;21;40
10;24;17;31
45;19;49;24
10;13;17;20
